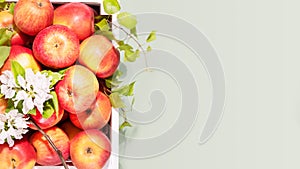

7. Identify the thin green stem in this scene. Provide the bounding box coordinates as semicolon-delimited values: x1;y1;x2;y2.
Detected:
110;22;150;70
120;108;128;121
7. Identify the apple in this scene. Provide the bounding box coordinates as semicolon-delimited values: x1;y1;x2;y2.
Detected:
55;65;99;114
32;25;80;69
70;129;111;169
79;35;120;78
0;139;37;169
28;103;64;130
0;45;41;73
13;0;54;36
59;120;82;140
53;2;94;41
69;91;111;130
30;126;70;166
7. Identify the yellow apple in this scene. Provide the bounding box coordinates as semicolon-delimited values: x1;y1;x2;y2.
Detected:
70;129;111;169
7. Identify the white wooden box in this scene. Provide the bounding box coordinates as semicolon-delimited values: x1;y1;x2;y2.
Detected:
6;0;119;168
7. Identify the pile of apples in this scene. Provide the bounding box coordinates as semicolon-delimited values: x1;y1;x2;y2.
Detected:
0;0;120;168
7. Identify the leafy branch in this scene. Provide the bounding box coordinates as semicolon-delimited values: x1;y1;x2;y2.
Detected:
95;10;156;66
98;0;156;130
104;70;136;130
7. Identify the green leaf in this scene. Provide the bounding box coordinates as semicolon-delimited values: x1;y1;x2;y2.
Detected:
28;108;36;116
0;46;10;68
147;46;152;52
0;28;14;46
130;27;137;37
109;92;126;108
117;40;124;46
15;100;24;112
41;70;64;88
107;79;122;88
95;30;116;40
103;0;121;14
94;15;106;20
0;0;5;3
112;81;135;96
8;2;15;14
11;61;25;84
95;19;110;31
124;49;140;62
146;31;156;42
119;121;132;130
5;99;14;113
105;70;123;88
117;12;137;30
50;91;59;117
118;44;133;51
105;79;112;88
42;101;55;119
113;69;123;79
0;93;3;98
58;68;68;75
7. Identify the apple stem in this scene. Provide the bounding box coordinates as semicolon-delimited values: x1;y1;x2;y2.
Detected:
29;119;69;169
110;22;150;71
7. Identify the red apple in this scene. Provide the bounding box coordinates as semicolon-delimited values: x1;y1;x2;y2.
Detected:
69;91;111;130
53;2;94;41
70;130;111;169
32;25;80;69
13;0;54;36
59;120;83;140
79;35;120;78
0;139;37;169
28;104;64;130
30;126;70;166
55;65;99;114
0;45;41;73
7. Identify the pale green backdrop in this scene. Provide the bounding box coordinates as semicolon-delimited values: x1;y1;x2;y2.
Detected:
118;0;299;168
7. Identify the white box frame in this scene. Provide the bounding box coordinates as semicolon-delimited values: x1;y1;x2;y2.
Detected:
6;0;119;168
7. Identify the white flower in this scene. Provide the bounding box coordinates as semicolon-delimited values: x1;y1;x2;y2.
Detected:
11;69;53;114
0;109;29;147
0;66;57;147
0;71;17;99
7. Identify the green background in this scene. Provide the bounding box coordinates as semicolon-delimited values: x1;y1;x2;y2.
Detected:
119;0;298;168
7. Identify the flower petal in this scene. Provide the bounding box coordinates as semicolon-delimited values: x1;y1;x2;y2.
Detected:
17;75;26;90
22;97;34;114
13;90;28;107
7;135;14;147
